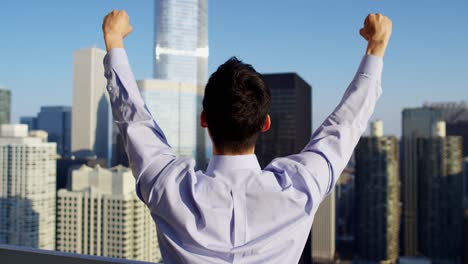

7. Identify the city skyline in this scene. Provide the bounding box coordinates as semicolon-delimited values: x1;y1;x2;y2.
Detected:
1;1;467;136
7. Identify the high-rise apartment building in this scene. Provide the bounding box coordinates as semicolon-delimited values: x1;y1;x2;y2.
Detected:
255;73;312;168
37;106;72;157
154;0;208;85
56;165;161;262
401;102;468;255
416;127;463;263
0;124;56;250
354;120;399;263
311;191;336;263
137;79;206;166
0;88;11;125
72;48;111;164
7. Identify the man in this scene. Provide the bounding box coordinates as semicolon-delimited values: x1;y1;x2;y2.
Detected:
102;10;391;263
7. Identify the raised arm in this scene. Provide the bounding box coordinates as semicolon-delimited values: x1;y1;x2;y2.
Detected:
102;10;176;203
268;14;392;202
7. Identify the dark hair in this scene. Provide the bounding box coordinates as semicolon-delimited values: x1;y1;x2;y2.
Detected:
203;57;271;153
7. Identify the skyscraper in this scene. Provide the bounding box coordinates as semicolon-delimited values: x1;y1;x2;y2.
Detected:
154;0;208;85
255;73;312;168
0;88;11;125
416;124;463;263
56;165;161;262
19;116;38;131
147;0;208;166
138;79;205;166
354;120;399;263
72;48;111;164
0;124;56;250
311;191;336;263
401;102;468;255
37;106;72;157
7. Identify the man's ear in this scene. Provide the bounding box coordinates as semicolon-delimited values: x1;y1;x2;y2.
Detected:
200;111;208;128
261;114;271;132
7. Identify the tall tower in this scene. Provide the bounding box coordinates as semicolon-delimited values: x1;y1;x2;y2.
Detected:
154;0;208;85
311;191;336;263
72;48;111;164
0;124;57;250
145;0;208;166
0;88;11;125
355;121;399;263
416;123;463;263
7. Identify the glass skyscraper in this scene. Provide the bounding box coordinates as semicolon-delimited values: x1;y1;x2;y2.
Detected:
154;0;208;85
140;0;208;166
37;106;72;157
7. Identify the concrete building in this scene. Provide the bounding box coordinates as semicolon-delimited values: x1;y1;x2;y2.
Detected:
255;73;312;168
416;127;463;264
0;124;57;250
311;191;336;263
154;0;208;86
0;88;11;125
137;79;205;166
354;121;399;263
72;48;111;164
56;165;160;262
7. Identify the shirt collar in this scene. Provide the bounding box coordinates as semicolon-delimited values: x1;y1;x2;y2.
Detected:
205;154;262;176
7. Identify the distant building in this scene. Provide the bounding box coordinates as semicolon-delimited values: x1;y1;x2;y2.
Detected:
20;116;38;131
0;88;11;125
416;129;463;263
465;210;468;264
37;106;71;157
72;48;111;165
401;102;468;255
56;157;107;191
154;0;208;86
137;79;206;166
464;158;468;208
311;191;336;263
0;124;56;250
56;165;161;262
255;73;312;168
335;168;355;260
354;121;399;263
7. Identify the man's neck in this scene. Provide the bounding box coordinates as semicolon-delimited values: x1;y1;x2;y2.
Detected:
212;146;255;156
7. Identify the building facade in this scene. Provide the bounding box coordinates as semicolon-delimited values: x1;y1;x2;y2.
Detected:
401;103;468;256
416;135;463;264
137;79;206;167
255;73;312;168
56;165;160;262
311;191;336;263
37;106;72;157
354;121;399;263
0;88;11;125
72;48;111;164
0;124;56;250
154;0;208;85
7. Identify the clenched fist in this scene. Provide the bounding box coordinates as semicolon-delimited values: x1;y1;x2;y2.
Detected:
102;10;133;52
360;13;392;57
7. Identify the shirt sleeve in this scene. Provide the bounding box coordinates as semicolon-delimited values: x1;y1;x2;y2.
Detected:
266;55;383;204
103;48;177;204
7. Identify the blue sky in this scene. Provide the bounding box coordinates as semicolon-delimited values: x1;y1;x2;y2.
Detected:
0;0;467;136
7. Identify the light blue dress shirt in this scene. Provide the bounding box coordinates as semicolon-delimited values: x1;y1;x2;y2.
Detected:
103;48;383;264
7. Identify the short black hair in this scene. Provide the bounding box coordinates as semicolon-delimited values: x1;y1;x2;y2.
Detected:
203;57;271;153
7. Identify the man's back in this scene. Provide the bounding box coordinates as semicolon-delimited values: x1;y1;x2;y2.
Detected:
102;11;391;263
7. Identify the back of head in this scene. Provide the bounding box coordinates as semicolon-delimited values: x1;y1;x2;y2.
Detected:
203;57;271;153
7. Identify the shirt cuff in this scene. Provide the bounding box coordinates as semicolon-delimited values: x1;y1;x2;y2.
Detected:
357;54;383;80
103;48;130;70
